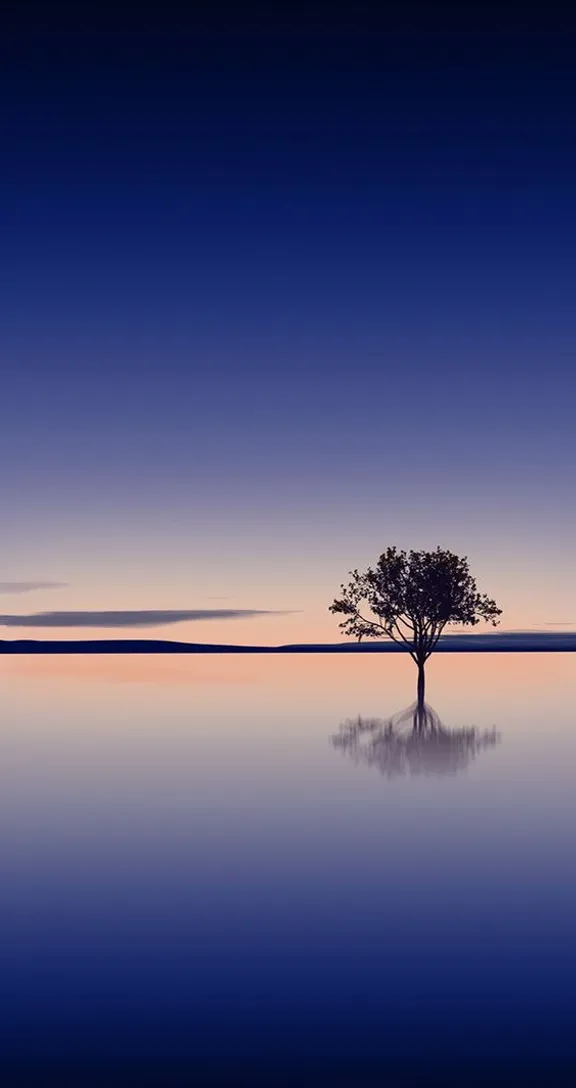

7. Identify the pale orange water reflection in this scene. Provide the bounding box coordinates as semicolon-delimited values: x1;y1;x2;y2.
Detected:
1;647;572;708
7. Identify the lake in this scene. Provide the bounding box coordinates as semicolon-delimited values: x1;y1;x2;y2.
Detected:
1;652;575;1084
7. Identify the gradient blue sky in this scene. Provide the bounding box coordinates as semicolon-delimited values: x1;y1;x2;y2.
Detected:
1;7;575;641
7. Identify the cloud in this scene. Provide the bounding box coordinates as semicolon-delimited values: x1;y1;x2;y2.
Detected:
0;609;289;629
0;581;68;594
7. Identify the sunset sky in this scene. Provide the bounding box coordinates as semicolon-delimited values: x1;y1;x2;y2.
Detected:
2;8;574;643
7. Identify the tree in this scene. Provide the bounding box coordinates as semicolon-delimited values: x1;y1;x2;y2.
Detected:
329;546;502;706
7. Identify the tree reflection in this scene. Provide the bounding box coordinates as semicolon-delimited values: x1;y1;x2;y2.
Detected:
331;702;500;778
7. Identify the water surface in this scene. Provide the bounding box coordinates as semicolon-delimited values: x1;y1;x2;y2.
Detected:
1;652;575;1083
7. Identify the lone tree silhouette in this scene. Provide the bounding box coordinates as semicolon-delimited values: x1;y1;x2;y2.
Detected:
329;547;502;706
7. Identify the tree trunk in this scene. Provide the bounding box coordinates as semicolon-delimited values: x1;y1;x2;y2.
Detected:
417;660;425;709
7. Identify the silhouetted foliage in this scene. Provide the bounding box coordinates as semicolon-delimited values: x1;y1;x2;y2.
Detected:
331;702;500;779
329;547;502;704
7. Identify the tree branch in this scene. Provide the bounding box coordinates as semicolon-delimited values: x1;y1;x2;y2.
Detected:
352;609;418;661
395;614;416;636
424;623;446;660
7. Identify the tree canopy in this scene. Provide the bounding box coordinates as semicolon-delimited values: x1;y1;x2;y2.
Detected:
329;546;502;666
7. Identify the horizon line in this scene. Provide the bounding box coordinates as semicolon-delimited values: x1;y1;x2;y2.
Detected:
1;631;576;655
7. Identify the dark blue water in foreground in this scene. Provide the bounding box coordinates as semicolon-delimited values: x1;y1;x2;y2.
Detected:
1;653;575;1084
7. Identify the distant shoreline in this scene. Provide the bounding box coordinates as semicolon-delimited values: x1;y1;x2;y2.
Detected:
1;634;575;654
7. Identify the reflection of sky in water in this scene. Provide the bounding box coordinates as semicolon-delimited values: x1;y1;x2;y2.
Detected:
1;653;576;1079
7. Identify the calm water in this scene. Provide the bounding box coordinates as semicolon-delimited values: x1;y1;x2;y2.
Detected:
1;652;575;1084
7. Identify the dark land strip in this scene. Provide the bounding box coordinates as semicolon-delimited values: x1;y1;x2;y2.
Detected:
1;634;575;654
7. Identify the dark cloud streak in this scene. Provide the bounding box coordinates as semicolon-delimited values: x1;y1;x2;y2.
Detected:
0;581;68;594
0;609;290;629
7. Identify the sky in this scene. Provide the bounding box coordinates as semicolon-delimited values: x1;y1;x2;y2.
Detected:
1;6;575;643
